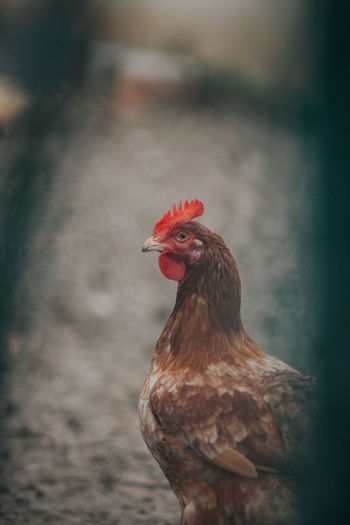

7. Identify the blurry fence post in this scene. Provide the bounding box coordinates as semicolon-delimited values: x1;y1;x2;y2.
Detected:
311;0;350;524
0;0;94;384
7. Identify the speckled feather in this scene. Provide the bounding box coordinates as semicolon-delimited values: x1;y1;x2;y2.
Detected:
139;219;318;525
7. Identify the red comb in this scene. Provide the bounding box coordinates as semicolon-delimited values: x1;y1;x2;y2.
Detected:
153;199;204;238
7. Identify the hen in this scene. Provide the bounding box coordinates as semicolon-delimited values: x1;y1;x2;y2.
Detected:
139;200;318;525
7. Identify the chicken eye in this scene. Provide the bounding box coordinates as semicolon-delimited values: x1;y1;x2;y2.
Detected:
176;231;189;242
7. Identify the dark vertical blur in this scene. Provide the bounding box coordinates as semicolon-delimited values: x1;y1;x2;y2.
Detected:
0;0;94;435
312;1;350;523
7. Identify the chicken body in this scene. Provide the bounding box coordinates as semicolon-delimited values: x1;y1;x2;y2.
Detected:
139;214;318;525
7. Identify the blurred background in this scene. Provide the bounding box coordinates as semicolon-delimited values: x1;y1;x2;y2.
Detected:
0;1;348;524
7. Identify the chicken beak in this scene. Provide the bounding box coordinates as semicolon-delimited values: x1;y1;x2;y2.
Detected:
142;237;166;253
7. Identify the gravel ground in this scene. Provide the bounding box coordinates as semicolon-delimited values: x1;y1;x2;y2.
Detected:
0;99;319;524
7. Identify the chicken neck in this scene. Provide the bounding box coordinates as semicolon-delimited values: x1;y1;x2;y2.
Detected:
155;232;260;371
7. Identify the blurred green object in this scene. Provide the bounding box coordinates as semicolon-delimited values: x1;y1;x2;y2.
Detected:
311;1;350;524
0;0;93;368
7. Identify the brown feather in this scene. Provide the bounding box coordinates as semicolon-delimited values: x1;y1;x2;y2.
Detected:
214;449;258;478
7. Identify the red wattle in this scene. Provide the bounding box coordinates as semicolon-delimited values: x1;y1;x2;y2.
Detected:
158;252;186;281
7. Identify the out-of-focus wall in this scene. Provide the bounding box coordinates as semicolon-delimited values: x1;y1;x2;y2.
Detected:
98;0;314;90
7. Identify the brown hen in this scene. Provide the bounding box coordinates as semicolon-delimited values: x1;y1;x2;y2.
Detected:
139;200;318;525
